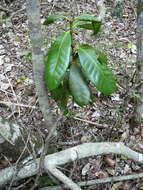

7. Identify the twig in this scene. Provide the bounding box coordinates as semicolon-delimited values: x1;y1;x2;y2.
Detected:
10;6;25;18
5;74;21;117
8;133;31;190
14;178;32;190
0;6;12;13
78;172;143;186
0;101;37;109
49;0;57;15
73;116;106;128
58;141;80;146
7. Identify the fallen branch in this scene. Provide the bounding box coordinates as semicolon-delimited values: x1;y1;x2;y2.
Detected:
38;172;143;190
0;142;143;189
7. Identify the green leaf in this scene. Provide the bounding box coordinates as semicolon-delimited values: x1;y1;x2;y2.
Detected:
51;73;69;110
72;17;101;35
45;31;71;90
92;21;102;35
43;14;66;25
60;73;69;110
95;49;108;65
78;45;117;95
69;64;91;106
79;21;101;35
78;23;94;30
51;84;69;110
72;20;88;29
75;14;100;22
60;90;69;110
51;85;63;101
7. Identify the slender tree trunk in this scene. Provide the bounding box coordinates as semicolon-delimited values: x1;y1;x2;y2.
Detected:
26;0;56;133
134;0;143;124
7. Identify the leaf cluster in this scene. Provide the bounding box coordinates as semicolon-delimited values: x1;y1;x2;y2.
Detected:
43;14;117;109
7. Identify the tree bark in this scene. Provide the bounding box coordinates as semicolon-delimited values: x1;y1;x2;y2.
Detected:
26;0;56;133
134;0;143;124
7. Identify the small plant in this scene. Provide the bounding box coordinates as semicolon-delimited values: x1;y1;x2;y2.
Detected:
43;14;117;109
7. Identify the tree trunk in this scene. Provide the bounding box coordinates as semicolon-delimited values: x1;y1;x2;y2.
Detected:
26;0;56;134
134;0;143;124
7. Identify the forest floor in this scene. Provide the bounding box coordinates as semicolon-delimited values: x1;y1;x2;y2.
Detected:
0;0;143;189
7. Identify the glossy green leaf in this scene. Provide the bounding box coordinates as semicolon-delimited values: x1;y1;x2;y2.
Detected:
72;20;88;29
72;18;101;35
69;64;91;106
79;21;101;35
72;20;93;30
78;45;117;95
43;14;66;25
75;14;100;22
79;23;94;30
60;73;69;110
51;73;69;110
45;31;71;90
92;21;102;35
95;49;108;65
